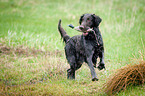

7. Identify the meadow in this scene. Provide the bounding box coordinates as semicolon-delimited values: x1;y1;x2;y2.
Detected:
0;0;145;95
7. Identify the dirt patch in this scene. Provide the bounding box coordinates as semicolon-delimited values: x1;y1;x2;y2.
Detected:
0;43;63;57
0;43;11;54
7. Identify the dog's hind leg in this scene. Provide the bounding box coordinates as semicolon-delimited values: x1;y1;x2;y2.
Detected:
67;68;75;80
67;58;83;80
67;56;77;80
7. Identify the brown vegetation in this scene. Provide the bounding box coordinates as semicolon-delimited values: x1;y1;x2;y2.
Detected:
104;61;145;95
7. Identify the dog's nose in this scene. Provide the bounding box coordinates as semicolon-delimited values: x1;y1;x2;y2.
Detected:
79;26;84;30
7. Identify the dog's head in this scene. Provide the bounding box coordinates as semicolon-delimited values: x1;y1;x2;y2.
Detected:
79;14;102;29
74;14;102;36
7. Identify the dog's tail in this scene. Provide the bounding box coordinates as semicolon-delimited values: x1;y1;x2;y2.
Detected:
58;19;70;43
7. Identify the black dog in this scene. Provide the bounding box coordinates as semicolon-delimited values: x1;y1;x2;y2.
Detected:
58;14;105;81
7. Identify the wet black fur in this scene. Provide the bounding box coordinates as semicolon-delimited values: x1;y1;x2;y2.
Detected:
58;14;105;81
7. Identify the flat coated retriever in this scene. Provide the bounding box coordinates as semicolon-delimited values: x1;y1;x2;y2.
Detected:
58;13;105;81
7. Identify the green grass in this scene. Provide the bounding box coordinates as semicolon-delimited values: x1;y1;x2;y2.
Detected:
0;0;145;95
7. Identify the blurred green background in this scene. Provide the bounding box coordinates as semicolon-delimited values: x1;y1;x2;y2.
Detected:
0;0;145;95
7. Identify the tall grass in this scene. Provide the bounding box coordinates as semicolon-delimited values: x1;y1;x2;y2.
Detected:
0;0;145;95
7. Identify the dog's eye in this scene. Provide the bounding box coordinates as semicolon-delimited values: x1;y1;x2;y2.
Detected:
87;18;91;21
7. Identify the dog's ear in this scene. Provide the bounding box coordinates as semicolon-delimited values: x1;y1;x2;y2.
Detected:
92;14;102;27
79;14;84;25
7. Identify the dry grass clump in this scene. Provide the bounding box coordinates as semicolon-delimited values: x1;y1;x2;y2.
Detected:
104;61;145;95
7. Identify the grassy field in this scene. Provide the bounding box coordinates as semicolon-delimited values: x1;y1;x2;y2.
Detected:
0;0;145;95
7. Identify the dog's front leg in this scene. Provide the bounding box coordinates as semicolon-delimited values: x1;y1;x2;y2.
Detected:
86;56;99;81
98;49;105;70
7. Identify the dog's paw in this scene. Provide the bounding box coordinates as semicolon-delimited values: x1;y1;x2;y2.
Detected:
97;63;105;70
92;77;99;81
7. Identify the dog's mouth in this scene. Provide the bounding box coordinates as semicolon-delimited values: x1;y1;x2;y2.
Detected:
83;32;88;36
68;24;94;36
74;26;94;36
